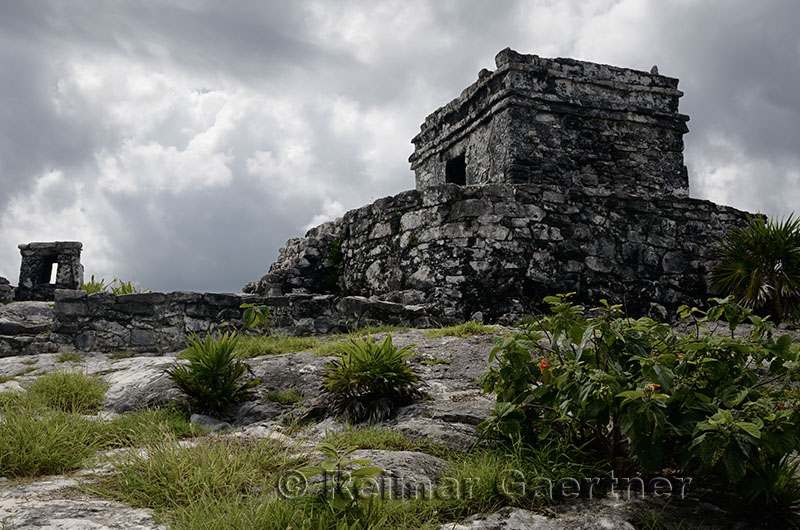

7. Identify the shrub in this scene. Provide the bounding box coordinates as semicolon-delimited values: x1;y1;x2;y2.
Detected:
479;294;800;515
298;443;383;514
322;334;421;423
26;370;107;413
167;332;260;415
713;213;800;320
240;303;271;331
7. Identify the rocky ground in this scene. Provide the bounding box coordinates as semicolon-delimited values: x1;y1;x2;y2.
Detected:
0;327;787;529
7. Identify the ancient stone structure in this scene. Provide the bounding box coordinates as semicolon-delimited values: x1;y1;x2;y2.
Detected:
16;241;83;301
410;49;690;198
245;49;750;321
52;290;429;353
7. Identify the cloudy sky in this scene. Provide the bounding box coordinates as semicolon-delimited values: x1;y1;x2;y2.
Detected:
0;0;798;292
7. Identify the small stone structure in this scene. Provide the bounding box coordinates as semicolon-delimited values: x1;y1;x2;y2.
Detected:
16;242;83;301
245;49;751;321
410;49;690;198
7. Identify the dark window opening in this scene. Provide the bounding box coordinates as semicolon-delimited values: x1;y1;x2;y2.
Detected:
35;257;58;284
445;154;466;185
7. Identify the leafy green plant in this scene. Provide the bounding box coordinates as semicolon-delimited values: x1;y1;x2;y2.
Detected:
713;213;800;320
26;370;107;413
479;294;800;517
240;303;271;331
322;334;421;423
298;442;383;513
167;332;260;415
738;455;800;527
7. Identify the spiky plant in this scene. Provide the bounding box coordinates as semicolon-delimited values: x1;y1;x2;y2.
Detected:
712;213;800;320
322;334;421;423
167;331;259;416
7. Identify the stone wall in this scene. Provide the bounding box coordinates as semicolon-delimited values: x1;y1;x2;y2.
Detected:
51;290;430;353
410;49;690;198
245;183;748;321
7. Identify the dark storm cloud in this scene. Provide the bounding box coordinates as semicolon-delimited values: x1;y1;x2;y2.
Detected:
0;0;797;291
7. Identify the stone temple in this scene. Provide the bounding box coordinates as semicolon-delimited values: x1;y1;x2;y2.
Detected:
244;48;748;322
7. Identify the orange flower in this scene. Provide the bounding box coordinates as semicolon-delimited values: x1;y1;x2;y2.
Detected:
540;359;549;371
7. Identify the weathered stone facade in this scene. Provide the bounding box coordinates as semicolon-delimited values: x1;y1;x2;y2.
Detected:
16;241;83;301
410;49;690;198
245;49;750;321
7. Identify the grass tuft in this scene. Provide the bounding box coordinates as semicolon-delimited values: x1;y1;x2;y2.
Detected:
235;335;319;358
91;437;302;515
423;320;497;338
265;389;304;405
56;352;85;363
323;426;452;458
26;370;107;413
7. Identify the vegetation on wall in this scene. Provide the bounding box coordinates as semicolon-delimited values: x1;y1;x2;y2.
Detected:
80;275;150;295
323;239;344;291
712;213;800;321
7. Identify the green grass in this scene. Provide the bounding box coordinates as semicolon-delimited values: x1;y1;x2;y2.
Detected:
19;359;39;365
423;321;497;338
56;352;85;363
235;335;320;358
0;383;201;479
420;357;451;366
0;374;13;384
233;326;412;359
88;427;602;529
0;403;104;478
90;437;303;519
25;370;107;413
265;389;304;405
309;325;411;357
323;426;452;459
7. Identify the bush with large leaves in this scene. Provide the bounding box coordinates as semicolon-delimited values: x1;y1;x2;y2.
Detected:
322;334;421;423
167;331;259;416
479;294;800;519
713;213;800;320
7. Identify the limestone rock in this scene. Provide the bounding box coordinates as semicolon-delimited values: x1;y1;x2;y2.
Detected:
0;476;166;530
441;507;635;530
